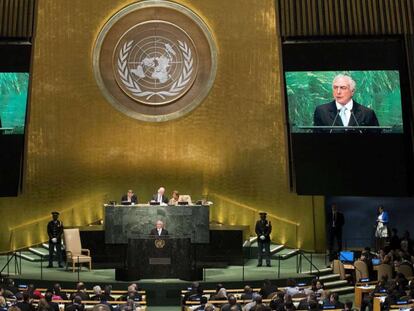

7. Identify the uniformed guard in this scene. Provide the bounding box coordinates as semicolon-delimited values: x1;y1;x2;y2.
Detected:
255;211;272;267
47;211;64;268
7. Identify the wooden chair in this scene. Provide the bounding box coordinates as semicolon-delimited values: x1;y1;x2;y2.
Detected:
354;260;369;281
332;259;346;280
64;228;92;272
376;263;393;281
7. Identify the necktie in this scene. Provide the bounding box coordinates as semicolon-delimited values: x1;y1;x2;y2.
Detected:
339;107;347;126
158;195;161;203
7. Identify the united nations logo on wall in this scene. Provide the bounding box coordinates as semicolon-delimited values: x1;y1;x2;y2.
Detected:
93;1;217;122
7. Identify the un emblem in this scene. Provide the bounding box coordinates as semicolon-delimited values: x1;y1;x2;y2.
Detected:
154;239;165;249
93;1;217;122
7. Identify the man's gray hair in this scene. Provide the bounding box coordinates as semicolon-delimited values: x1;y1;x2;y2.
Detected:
93;285;102;295
333;74;356;91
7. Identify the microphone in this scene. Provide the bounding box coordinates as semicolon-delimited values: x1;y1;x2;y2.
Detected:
329;109;341;134
351;110;363;134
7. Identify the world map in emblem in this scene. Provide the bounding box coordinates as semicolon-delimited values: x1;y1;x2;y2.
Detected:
93;0;217;122
114;22;198;106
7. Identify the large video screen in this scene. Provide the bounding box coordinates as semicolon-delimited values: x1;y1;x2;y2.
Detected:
0;72;29;135
0;43;31;196
282;38;414;196
286;70;403;133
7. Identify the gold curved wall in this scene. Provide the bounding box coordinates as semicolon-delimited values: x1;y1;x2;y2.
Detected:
0;0;325;253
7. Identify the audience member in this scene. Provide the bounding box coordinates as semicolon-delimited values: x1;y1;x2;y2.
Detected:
310;279;324;297
15;292;35;311
344;301;354;311
27;285;42;300
244;293;260;311
259;279;277;299
102;285;114;302
192;296;208;311
36;299;51;311
70;283;90;301
269;292;284;311
221;295;242;311
119;295;142;311
91;286;103;301
5;279;18;295
326;293;344;309
44;291;59;311
52;283;67;300
250;295;270;311
119;284;141;302
297;293;316;310
241;286;253;300
210;284;227;301
284;279;300;297
65;296;84;311
0;296;7;311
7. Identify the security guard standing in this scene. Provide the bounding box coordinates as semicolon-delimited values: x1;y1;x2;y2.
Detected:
255;211;272;267
47;211;64;268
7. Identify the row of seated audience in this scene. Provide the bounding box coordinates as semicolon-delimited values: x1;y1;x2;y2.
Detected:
182;279;353;311
360;273;414;311
0;279;144;311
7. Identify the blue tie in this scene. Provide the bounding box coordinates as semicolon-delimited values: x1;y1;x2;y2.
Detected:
339;107;347;126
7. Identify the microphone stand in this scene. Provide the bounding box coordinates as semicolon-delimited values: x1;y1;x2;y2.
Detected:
351;110;363;134
329;109;341;134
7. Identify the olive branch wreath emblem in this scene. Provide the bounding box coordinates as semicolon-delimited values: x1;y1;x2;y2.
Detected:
117;40;193;101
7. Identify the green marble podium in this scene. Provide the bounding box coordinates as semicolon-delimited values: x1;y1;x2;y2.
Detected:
104;204;210;244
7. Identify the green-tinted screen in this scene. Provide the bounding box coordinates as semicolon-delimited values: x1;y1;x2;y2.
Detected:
285;70;403;133
0;72;29;135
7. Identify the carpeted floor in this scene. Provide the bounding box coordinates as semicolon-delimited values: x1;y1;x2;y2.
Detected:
0;255;328;284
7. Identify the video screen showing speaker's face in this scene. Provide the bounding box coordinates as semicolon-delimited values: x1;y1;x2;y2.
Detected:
0;72;29;135
285;70;403;133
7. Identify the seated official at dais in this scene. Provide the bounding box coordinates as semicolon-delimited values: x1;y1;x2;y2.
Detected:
121;189;138;205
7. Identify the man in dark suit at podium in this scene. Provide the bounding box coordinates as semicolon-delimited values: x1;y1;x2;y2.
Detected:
313;74;379;131
149;220;169;236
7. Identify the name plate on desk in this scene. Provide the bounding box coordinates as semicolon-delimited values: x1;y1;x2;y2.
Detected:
149;257;171;265
105;205;210;243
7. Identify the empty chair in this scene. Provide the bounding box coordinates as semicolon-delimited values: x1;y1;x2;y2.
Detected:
64;228;92;272
354;260;369;281
332;259;346;280
376;263;393;281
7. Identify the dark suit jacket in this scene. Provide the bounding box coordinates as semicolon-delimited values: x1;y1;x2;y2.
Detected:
149;228;169;236
327;211;345;231
121;194;138;204
255;219;272;243
151;194;169;204
313;100;379;131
